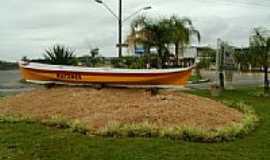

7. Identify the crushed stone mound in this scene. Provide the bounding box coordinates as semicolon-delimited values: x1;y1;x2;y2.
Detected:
0;87;243;130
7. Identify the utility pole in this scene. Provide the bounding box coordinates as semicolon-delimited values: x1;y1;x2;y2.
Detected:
94;0;151;58
217;39;225;90
118;0;123;57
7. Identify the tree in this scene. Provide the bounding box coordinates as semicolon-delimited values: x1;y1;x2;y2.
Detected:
250;28;270;93
129;15;200;68
90;48;99;58
169;16;200;62
43;45;77;65
21;56;29;62
233;49;252;71
130;16;171;67
88;48;100;67
194;47;216;78
81;48;106;67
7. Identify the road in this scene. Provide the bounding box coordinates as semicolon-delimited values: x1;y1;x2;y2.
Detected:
188;70;264;90
0;70;266;93
0;70;33;93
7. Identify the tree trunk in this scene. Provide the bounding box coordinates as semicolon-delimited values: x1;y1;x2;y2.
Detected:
157;48;163;68
180;44;184;58
145;44;151;54
264;66;269;93
145;45;151;68
180;46;184;66
195;66;202;79
175;42;179;65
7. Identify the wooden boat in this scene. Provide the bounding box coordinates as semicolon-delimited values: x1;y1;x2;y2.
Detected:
19;61;193;86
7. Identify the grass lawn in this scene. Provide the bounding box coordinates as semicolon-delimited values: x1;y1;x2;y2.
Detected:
189;74;202;82
0;88;270;160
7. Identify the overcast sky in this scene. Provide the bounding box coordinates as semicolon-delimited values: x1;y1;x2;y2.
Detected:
1;0;270;61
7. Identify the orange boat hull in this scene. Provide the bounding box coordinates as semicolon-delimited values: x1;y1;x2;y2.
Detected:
19;62;192;86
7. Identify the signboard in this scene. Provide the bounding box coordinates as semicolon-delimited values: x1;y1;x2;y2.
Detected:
135;47;145;54
223;44;235;70
116;43;129;48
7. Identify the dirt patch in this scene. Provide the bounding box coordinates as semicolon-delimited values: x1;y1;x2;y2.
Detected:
0;87;243;131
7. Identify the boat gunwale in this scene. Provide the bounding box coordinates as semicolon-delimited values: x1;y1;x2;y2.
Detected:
18;61;194;75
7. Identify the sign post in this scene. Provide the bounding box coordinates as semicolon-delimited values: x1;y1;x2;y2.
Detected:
223;43;235;90
216;39;235;90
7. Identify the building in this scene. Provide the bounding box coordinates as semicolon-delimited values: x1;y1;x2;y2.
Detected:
125;40;210;60
124;23;209;60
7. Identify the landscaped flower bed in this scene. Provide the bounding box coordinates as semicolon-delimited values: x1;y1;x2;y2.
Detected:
0;87;258;142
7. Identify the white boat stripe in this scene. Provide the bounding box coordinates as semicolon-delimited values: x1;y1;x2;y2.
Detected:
19;61;193;74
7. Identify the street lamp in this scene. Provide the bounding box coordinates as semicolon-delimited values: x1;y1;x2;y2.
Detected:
94;0;151;57
94;0;118;20
94;0;102;3
123;6;152;23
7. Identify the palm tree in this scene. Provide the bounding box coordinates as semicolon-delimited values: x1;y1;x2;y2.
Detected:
129;16;200;67
129;16;172;67
90;48;99;58
148;20;170;64
234;48;253;71
129;16;152;53
168;16;201;63
169;16;200;62
44;45;77;65
89;48;102;67
250;28;270;93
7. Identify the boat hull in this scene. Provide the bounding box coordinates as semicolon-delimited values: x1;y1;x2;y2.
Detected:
19;62;192;86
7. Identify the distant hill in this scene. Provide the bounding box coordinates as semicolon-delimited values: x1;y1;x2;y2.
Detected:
0;60;18;70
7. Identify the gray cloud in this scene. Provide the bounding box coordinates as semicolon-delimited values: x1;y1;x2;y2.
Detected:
1;0;270;61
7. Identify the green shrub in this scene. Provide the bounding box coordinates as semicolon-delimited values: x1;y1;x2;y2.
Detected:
43;45;77;65
42;115;71;129
0;115;34;124
42;115;88;135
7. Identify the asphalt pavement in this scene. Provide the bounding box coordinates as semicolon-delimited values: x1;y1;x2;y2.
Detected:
0;70;266;93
